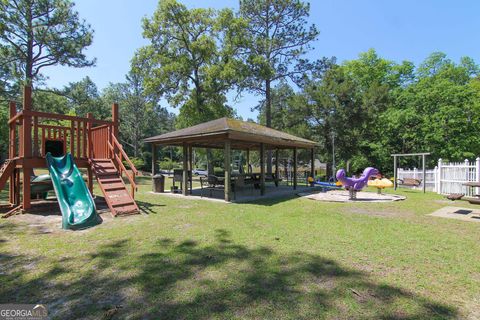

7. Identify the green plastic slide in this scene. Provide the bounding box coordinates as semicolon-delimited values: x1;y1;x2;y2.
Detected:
46;152;101;230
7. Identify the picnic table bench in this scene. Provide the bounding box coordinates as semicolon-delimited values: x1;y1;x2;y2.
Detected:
462;182;480;204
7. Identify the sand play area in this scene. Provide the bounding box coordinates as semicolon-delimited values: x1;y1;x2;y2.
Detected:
298;190;406;203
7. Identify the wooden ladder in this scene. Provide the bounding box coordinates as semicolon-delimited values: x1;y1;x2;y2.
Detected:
91;159;139;216
0;159;15;192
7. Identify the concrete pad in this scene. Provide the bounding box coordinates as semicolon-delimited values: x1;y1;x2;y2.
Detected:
429;206;480;223
298;190;406;203
149;184;317;203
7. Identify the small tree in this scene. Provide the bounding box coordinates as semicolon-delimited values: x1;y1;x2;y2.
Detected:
0;0;95;86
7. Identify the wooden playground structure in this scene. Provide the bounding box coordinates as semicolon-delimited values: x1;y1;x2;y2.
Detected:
0;86;139;217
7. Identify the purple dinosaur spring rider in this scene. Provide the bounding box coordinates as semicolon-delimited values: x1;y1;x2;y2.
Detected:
336;167;379;200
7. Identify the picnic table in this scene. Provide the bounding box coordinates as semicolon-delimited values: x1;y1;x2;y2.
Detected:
462;182;480;204
201;173;282;199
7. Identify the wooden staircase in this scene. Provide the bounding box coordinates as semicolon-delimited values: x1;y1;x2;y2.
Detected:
0;160;15;191
91;159;139;216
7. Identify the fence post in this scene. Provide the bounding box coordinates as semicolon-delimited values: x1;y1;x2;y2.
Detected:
465;159;470;186
437;158;442;194
476;157;480;195
413;167;417;179
434;166;438;193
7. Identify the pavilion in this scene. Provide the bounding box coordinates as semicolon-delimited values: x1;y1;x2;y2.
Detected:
144;117;318;201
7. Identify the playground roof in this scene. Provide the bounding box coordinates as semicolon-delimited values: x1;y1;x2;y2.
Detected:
144;117;317;149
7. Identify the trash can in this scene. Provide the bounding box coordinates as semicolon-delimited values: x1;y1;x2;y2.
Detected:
152;174;165;193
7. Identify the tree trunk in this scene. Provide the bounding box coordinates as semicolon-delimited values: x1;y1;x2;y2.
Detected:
265;79;272;174
25;2;34;87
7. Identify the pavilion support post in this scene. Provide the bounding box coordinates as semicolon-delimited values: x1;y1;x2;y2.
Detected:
422;154;426;193
260;143;265;195
151;144;157;176
310;148;315;186
275;148;279;187
224;141;232;201
393;155;398;190
182;143;188;196
22;86;32;210
293;147;298;190
246;149;250;173
188;145;193;194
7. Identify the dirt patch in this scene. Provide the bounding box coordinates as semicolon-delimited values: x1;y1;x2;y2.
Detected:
464;297;480;320
4;197;113;233
343;207;415;218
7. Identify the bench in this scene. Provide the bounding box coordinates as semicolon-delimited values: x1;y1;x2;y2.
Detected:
400;178;422;187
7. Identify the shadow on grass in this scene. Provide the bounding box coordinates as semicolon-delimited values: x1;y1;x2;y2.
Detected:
0;226;457;319
136;199;165;214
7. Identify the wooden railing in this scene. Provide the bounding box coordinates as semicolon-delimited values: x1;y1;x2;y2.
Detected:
108;133;138;197
8;109;112;160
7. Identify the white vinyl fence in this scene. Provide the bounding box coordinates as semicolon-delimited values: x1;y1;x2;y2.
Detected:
397;158;480;196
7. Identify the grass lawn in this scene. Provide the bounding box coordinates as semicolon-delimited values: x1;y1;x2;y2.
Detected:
1;177;479;319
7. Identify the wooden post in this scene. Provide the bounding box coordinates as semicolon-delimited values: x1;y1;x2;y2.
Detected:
437;158;443;194
151;144;157;176
188;145;193;194
310;148;315;183
275;148;279;187
33;116;38;157
22;86;32;209
70;120;74;156
224;141;232;201
87;167;93;195
393;155;398;190
82;120;87;158
293;147;297;190
9;169;16;205
112;103;119;138
246;148;250;173
76;121;80;158
15;169;20;205
260;143;265;195
111;103;119;162
9;101;16;204
86;113;93;158
422;154;426;193
182;143;188;196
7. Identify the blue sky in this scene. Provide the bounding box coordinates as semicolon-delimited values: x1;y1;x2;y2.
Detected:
43;0;480;119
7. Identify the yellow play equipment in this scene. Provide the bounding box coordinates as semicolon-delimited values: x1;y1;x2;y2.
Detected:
368;178;394;194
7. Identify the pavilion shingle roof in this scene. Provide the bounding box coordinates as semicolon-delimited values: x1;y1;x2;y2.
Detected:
144;117;317;149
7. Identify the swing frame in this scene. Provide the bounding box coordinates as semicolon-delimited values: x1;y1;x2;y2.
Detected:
391;152;430;193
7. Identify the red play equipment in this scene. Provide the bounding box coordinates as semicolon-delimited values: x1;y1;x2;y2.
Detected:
0;86;139;217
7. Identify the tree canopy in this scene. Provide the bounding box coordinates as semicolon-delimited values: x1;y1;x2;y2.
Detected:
136;0;244;128
0;0;95;87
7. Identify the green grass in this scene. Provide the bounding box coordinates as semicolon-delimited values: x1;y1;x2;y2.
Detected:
1;178;479;319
